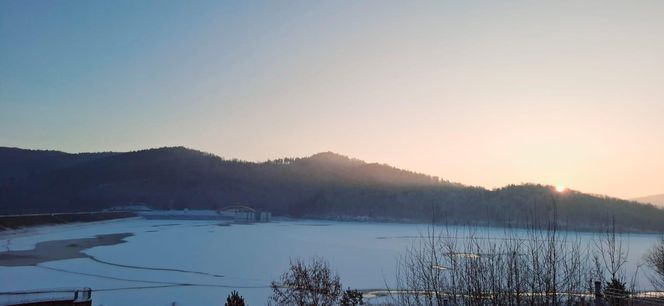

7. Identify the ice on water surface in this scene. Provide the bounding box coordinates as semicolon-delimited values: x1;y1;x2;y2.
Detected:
0;218;660;305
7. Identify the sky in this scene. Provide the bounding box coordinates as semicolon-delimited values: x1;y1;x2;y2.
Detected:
1;1;663;199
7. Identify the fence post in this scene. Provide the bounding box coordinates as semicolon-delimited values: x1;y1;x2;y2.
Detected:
594;281;604;306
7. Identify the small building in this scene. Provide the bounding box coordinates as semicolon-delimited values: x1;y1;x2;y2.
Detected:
257;211;272;222
218;205;271;223
217;206;256;222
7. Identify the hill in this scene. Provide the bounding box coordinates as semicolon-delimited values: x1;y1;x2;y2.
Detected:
1;146;663;232
633;193;664;208
0;147;115;179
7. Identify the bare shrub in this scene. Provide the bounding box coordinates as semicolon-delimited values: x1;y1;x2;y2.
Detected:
594;218;628;283
270;257;343;306
391;223;603;306
645;236;664;290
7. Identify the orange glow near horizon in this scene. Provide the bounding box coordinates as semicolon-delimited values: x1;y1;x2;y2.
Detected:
1;1;663;199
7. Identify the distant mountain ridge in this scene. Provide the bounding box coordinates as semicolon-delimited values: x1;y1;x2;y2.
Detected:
1;146;663;232
633;194;664;207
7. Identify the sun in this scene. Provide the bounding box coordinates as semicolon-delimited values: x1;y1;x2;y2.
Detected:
555;185;566;193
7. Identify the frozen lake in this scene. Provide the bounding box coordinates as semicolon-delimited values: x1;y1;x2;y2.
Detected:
0;218;661;305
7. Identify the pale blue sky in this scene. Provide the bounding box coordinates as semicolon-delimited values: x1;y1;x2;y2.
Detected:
1;1;663;198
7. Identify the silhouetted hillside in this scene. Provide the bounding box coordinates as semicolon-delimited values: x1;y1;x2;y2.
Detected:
1;146;663;232
0;147;115;179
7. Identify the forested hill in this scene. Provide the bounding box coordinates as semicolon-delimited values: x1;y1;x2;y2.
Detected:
1;146;663;232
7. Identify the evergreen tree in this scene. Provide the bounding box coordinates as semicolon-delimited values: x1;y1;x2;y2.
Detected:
340;288;364;306
225;290;246;306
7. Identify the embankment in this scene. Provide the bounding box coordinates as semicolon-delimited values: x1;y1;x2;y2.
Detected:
0;211;136;230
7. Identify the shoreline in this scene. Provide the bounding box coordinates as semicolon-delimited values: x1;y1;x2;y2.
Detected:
0;211;137;231
294;215;664;235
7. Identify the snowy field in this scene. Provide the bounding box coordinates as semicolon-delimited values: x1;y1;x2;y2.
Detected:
0;218;660;306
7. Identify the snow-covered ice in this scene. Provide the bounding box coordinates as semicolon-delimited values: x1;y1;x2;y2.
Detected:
0;218;660;305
